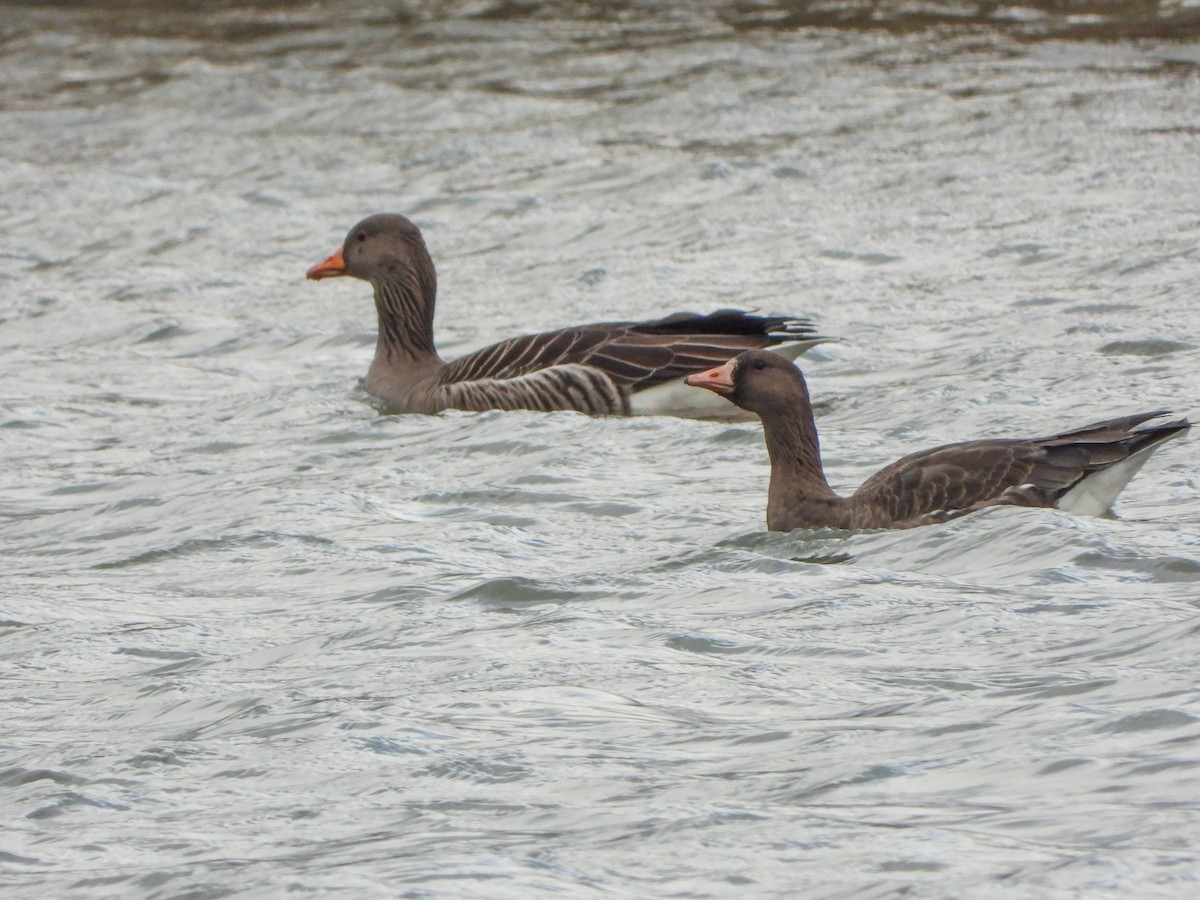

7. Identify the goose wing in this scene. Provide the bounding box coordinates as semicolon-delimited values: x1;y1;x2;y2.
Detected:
850;440;1049;527
441;310;822;392
850;411;1189;527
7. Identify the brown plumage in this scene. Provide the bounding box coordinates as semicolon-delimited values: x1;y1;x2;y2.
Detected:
686;350;1190;531
306;214;827;416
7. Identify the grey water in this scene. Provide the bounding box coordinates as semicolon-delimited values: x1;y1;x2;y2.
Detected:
2;1;1200;895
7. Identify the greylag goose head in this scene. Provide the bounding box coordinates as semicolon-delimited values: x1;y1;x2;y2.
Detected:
307;213;434;290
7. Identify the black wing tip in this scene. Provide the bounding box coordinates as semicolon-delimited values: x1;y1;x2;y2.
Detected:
1145;415;1191;437
639;308;822;337
1129;414;1190;456
1096;410;1191;451
1053;409;1186;441
1131;410;1191;433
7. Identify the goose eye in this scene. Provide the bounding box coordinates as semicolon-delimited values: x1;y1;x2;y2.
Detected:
753;359;767;370
355;231;366;243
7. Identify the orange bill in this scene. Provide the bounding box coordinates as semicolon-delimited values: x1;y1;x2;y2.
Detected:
306;247;347;280
685;361;736;395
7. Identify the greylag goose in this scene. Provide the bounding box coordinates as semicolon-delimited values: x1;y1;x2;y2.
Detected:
306;214;827;416
686;350;1189;530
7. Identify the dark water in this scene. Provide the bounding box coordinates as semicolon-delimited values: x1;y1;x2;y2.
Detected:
2;2;1199;896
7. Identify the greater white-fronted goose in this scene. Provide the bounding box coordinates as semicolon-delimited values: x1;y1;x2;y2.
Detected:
306;214;828;416
686;350;1189;530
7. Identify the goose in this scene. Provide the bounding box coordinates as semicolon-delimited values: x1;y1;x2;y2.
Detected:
685;350;1189;530
306;214;828;416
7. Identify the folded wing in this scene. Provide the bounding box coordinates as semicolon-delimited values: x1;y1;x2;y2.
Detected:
851;411;1189;527
441;310;824;394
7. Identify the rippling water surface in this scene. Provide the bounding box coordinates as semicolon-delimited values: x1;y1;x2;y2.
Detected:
2;1;1199;895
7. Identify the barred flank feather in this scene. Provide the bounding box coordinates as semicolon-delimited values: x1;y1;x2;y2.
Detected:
437;365;629;415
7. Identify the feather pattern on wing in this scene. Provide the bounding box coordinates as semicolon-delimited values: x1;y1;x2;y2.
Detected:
851;409;1189;528
441;310;822;393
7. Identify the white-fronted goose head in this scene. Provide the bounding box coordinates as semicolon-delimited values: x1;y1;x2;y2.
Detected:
687;350;1190;531
307;214;830;416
